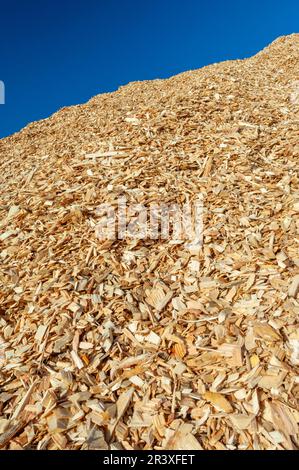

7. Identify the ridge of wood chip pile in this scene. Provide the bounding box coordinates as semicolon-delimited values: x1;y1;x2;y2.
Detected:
0;34;298;450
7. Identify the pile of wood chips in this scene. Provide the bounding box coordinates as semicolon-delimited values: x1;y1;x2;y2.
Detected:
0;35;298;450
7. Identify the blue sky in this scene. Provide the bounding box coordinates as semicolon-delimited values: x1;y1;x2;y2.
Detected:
0;0;298;138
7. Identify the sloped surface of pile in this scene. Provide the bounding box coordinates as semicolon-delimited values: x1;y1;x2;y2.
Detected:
0;35;298;450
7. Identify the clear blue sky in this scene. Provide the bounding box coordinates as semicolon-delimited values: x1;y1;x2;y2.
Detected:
0;0;298;138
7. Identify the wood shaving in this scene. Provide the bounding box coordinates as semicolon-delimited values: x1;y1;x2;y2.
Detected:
0;34;298;450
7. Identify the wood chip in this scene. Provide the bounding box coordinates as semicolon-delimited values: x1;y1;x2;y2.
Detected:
288;274;299;298
0;34;298;450
203;391;233;413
